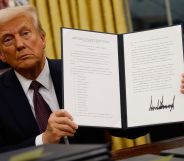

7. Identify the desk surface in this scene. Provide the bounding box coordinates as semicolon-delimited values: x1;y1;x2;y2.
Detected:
112;136;184;160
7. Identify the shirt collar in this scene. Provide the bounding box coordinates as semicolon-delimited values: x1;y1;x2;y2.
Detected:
15;59;51;94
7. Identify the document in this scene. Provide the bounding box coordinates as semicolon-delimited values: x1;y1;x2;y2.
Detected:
62;25;184;129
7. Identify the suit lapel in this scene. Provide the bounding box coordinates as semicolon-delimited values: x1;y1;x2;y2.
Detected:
3;70;40;135
48;59;63;109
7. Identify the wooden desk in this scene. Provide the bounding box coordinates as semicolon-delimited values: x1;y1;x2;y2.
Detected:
112;136;184;160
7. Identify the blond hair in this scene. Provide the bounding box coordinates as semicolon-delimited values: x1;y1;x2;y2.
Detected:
0;5;45;34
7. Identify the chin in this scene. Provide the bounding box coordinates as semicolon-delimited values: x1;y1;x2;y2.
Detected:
17;59;40;70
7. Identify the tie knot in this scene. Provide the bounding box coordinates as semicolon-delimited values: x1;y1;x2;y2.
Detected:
30;81;42;91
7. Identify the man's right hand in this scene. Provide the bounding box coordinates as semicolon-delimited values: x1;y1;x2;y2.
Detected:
42;109;78;144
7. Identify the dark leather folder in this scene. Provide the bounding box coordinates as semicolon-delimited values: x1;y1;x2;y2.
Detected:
160;146;184;158
0;144;111;161
119;154;183;161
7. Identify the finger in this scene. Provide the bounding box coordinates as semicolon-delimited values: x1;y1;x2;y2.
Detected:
51;130;75;139
48;114;78;130
55;109;73;120
61;131;75;137
54;117;78;129
46;122;77;135
44;128;75;143
46;124;76;137
55;124;77;134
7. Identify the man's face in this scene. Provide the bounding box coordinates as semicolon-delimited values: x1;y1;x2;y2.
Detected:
0;15;46;73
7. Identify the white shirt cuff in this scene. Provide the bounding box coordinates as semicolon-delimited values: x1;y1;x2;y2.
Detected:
35;134;43;146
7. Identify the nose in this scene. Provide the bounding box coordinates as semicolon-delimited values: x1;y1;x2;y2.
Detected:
15;35;25;51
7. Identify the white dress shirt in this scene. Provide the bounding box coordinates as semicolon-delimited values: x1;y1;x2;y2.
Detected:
15;59;60;145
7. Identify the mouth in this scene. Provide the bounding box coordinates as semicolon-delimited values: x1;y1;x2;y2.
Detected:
17;54;34;60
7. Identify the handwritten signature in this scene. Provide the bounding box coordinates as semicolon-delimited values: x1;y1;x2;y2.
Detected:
149;96;175;112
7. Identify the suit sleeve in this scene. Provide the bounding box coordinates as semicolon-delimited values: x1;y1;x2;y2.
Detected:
0;126;36;153
0;72;41;153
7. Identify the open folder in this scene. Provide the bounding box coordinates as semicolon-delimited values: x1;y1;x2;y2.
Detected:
61;25;184;129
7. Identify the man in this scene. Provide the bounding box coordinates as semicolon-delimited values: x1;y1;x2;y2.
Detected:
0;5;149;153
0;5;77;152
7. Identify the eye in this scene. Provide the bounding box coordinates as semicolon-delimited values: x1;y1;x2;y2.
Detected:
4;37;12;42
21;30;31;39
1;35;14;46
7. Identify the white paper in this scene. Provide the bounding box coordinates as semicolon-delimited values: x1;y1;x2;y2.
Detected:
63;29;121;128
124;25;184;127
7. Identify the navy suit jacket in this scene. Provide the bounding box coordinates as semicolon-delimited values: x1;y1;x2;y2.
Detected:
0;59;109;153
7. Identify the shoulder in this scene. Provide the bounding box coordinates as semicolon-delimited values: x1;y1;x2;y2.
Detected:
0;69;18;91
0;70;11;96
48;59;62;66
0;69;12;84
47;59;62;72
0;61;10;69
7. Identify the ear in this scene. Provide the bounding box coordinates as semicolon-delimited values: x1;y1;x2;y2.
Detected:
40;31;46;49
0;52;6;63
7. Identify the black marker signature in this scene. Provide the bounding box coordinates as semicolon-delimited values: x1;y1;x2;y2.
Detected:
149;96;175;112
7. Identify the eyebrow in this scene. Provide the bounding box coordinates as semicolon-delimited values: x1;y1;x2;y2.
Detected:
0;25;31;37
